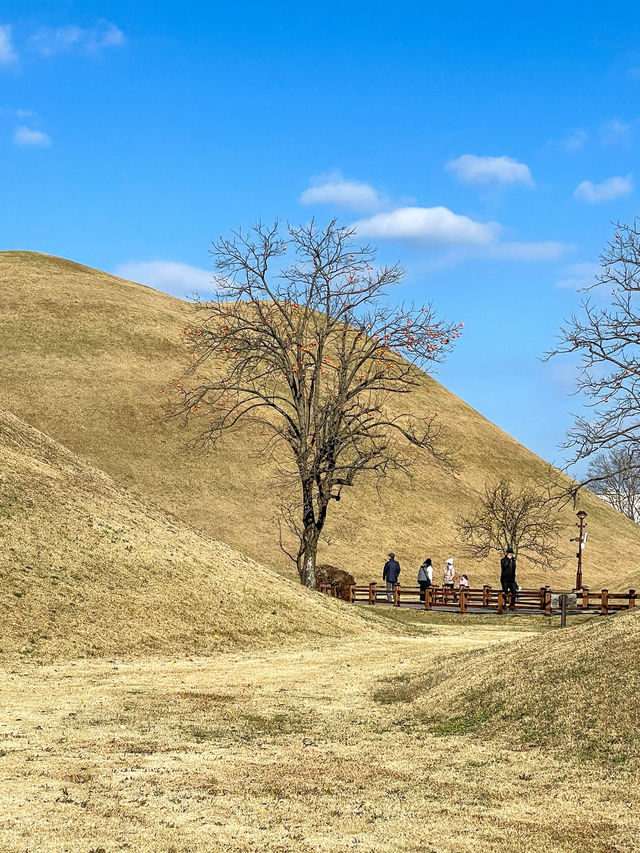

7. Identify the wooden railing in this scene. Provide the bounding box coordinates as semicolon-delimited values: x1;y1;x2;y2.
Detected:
319;582;637;616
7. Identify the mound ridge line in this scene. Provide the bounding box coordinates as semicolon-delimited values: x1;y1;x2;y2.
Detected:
1;249;639;590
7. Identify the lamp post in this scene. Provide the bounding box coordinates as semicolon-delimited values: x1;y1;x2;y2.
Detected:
573;510;587;590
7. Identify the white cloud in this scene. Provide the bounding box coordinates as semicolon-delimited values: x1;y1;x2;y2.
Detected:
300;172;385;212
14;126;51;147
445;154;533;187
599;118;632;146
30;21;126;56
560;129;587;151
114;260;212;297
352;206;499;246
555;262;600;290
574;175;633;203
0;24;17;65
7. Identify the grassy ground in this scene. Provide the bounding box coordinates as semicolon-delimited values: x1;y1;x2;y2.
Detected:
2;619;638;853
2;250;640;591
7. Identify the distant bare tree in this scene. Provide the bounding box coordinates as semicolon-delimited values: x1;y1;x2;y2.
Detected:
587;449;640;523
547;221;640;500
169;220;461;588
456;478;564;569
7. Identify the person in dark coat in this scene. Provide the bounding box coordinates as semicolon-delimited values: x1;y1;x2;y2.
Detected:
383;552;401;602
500;546;517;610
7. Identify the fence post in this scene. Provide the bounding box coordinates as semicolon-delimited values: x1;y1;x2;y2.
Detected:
582;586;590;610
368;582;376;604
497;591;504;614
393;585;400;607
483;585;491;607
600;589;609;615
628;589;636;608
349;584;356;603
539;587;546;610
459;589;467;613
424;586;432;610
560;593;568;628
545;588;552;616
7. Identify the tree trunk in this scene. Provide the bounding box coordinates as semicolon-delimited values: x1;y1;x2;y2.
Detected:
297;480;320;588
298;522;319;588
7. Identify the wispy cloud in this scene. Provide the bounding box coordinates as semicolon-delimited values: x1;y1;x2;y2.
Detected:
0;24;17;65
445;154;533;187
484;241;569;262
300;172;385;212
114;260;212;298
555;262;600;290
599;118;632;146
574;174;633;203
560;129;587;151
14;125;51;147
30;21;126;57
352;206;500;246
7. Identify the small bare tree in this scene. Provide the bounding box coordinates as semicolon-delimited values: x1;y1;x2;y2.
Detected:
169;220;461;587
547;221;640;498
587;449;640;523
456;478;564;569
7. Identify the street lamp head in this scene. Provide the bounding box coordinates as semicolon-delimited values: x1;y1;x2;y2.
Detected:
576;510;587;520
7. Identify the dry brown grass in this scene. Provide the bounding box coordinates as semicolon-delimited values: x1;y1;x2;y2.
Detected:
0;408;376;662
383;605;640;768
2;623;639;852
2;250;639;591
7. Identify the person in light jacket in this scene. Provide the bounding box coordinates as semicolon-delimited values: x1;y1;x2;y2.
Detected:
383;552;401;602
443;558;455;588
417;558;433;602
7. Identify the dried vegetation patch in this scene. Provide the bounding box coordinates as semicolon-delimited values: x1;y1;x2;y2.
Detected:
2;629;639;852
377;607;640;767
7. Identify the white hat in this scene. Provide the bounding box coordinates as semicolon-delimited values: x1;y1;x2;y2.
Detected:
445;558;454;565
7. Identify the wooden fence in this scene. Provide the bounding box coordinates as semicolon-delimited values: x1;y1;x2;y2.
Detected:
318;582;637;616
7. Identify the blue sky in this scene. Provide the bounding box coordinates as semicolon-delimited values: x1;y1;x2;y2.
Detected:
2;1;639;471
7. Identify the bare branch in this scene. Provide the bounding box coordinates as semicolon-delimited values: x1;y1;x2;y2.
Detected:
168;220;461;586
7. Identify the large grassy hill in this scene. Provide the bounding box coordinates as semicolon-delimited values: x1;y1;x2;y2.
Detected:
0;407;369;661
1;250;639;590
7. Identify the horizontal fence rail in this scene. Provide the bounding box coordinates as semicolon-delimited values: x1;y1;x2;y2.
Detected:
318;582;637;616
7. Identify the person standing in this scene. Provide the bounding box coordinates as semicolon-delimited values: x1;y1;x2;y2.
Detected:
443;558;455;588
458;573;469;589
383;552;401;602
500;547;518;610
417;557;433;602
443;557;456;602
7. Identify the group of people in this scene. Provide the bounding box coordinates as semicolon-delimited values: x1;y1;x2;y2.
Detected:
382;547;518;608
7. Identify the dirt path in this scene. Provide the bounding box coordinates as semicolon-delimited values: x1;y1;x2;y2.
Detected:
1;625;638;852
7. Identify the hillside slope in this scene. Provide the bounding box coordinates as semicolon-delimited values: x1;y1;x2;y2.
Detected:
0;408;369;661
381;606;640;768
1;250;639;589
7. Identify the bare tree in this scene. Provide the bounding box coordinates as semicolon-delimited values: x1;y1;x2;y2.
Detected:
547;221;640;498
169;220;461;587
587;449;640;523
456;478;565;569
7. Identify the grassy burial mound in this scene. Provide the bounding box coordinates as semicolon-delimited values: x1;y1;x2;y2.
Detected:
0;408;370;661
1;249;640;589
375;607;640;768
